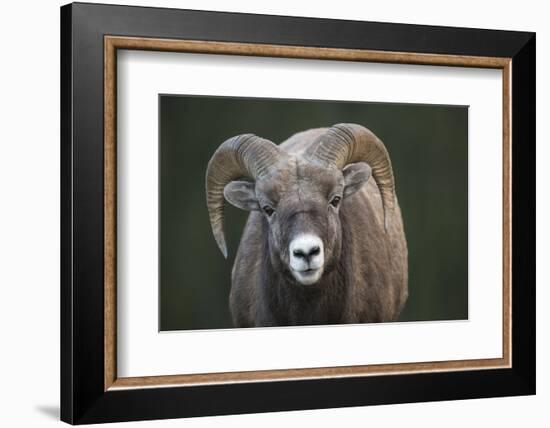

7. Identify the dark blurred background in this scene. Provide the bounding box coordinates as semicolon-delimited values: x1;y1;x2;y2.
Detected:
159;95;468;331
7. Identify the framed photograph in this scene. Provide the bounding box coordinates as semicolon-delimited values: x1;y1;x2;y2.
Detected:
60;2;535;424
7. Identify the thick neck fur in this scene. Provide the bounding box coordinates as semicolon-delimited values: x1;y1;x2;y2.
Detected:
256;215;352;326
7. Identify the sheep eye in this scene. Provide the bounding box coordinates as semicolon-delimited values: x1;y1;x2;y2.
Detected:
330;196;341;208
263;205;275;217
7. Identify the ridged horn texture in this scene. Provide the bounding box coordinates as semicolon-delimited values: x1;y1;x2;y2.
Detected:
206;134;283;257
306;123;396;231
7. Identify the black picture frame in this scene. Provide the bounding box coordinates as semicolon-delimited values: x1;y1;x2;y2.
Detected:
61;2;535;424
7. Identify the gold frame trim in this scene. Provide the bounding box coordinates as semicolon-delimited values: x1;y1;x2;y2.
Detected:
104;36;512;391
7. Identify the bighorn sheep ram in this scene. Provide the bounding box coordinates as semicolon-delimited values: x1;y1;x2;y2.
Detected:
206;123;408;327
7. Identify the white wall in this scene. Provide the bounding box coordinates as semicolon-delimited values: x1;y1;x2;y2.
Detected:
0;0;545;426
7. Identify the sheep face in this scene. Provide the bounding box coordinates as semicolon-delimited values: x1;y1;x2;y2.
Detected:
224;156;372;286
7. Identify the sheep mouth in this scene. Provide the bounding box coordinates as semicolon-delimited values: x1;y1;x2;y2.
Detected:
291;267;323;285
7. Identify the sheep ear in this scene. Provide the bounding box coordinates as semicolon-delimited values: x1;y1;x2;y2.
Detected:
343;162;371;198
223;181;260;211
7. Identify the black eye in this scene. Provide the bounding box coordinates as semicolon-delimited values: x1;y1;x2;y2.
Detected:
263;205;275;217
330;196;341;208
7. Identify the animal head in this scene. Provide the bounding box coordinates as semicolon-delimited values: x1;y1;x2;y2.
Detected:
205;123;395;286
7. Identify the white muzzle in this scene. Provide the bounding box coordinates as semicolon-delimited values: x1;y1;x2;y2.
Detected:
289;234;324;285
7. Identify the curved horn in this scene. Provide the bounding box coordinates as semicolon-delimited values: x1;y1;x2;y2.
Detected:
306;123;395;231
206;134;282;257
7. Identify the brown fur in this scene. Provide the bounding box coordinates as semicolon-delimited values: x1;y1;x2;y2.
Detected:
228;128;408;327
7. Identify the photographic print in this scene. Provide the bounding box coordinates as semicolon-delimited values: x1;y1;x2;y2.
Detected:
159;95;468;331
62;6;534;422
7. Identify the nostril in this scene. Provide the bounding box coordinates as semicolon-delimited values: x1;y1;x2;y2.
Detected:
293;249;306;259
309;246;320;257
289;234;324;267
